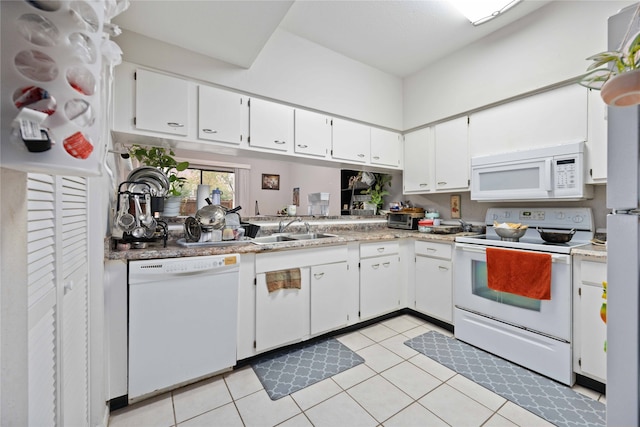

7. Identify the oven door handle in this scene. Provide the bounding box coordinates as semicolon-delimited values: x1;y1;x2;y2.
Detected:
455;243;571;264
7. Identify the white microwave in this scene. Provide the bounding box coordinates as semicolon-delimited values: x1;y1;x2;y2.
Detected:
471;142;593;201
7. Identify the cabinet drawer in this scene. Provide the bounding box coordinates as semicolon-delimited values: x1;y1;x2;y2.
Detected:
415;241;452;259
360;241;399;258
581;260;607;286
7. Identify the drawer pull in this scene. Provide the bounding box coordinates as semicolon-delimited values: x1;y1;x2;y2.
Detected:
427;248;437;252
357;153;365;158
202;128;218;134
167;122;184;128
420;183;428;187
274;140;286;144
313;272;325;280
437;181;447;185
372;263;380;269
383;262;391;268
372;156;380;160
438;266;449;271
377;247;385;253
297;144;308;148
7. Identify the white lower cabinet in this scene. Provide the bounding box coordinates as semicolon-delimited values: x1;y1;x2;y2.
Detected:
413;241;453;324
359;241;400;320
573;256;607;383
254;246;348;352
255;268;311;352
311;262;349;335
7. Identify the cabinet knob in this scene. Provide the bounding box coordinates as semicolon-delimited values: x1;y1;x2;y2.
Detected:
167;122;184;128
202;129;218;134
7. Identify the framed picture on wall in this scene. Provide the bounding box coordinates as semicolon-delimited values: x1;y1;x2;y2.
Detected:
450;194;461;219
262;174;280;190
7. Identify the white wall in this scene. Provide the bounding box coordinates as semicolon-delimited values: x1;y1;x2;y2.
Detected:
403;1;634;129
117;28;403;130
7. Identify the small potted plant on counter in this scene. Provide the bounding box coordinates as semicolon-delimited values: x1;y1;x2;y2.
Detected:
128;144;190;216
361;173;392;215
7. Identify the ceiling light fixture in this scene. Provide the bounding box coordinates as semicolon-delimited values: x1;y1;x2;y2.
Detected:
448;0;523;26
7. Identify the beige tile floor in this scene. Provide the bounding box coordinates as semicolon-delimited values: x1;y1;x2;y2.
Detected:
109;314;606;427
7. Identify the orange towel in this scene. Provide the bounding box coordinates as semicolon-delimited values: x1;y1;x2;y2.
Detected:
486;247;552;300
266;268;302;293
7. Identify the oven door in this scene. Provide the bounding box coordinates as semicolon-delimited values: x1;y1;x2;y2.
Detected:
454;243;571;341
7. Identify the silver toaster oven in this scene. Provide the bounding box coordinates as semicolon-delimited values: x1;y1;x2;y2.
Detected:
387;213;420;230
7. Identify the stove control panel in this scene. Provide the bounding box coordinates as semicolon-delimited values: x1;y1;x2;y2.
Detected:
486;207;594;232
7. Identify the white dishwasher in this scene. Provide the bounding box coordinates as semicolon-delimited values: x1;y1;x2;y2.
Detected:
128;254;239;401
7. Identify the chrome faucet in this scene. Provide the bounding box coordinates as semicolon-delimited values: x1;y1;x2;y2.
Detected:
459;219;473;232
278;217;302;233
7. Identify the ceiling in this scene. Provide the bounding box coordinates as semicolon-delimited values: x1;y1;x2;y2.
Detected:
113;0;552;78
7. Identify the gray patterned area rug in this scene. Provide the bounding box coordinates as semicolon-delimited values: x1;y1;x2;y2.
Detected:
251;337;364;400
405;331;606;427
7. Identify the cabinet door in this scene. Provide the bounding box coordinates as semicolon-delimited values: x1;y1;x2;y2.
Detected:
332;118;370;162
311;262;348;335
415;256;453;323
370;128;401;167
403;128;433;193
294;109;331;157
198;85;244;144
360;255;399;319
135;69;189;136
249;98;293;151
469;85;587;157
579;285;607;381
434;117;469;191
255;268;310;351
587;88;607;183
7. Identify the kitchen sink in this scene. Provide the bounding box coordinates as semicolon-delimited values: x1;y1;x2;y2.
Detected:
285;233;337;240
251;235;297;244
251;233;338;245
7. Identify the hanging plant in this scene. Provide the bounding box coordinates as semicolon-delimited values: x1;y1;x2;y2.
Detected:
580;4;640;106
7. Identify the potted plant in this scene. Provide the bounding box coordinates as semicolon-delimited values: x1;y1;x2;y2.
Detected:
128;145;190;216
580;29;640;106
361;173;392;214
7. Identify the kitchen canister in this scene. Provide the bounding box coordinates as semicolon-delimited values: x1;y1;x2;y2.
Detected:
211;188;222;205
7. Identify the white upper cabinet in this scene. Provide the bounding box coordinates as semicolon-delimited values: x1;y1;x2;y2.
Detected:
248;98;294;152
294;109;331;157
370;128;402;168
434;116;469;191
403;117;469;194
198;85;245;145
469;85;588;157
403;127;432;193
587;88;607;183
135;69;190;136
331;118;370;163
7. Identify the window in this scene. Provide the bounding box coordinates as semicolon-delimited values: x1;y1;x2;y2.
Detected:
177;167;236;215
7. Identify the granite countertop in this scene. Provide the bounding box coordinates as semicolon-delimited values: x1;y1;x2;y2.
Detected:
571;243;607;260
106;227;479;261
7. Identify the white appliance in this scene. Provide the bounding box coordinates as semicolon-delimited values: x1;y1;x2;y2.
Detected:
455;207;594;386
128;254;240;401
471;141;593;201
605;5;640;426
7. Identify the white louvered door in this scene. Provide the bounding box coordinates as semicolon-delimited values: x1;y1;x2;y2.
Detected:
58;176;89;427
27;174;58;426
26;174;89;427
